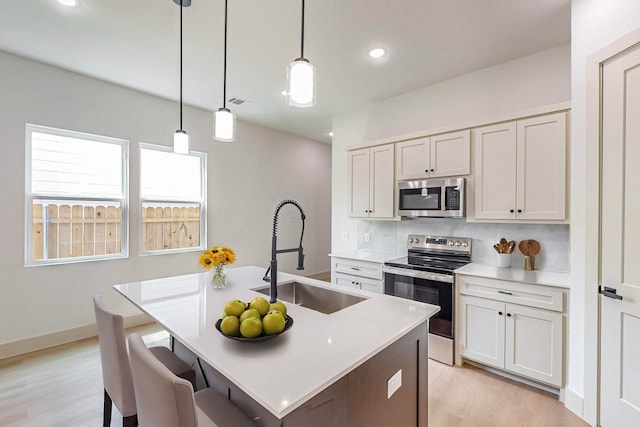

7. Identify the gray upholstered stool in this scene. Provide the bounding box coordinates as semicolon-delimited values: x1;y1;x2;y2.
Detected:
94;295;196;427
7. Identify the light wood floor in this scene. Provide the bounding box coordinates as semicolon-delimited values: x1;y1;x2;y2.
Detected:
0;324;589;427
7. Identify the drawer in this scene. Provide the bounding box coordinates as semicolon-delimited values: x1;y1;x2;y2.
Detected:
333;258;383;280
457;274;564;312
335;272;383;294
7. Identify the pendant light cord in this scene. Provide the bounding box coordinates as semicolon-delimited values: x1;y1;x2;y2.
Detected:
300;0;305;58
223;0;228;109
179;1;184;130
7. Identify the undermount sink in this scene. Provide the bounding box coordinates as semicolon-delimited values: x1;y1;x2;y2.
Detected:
252;281;368;314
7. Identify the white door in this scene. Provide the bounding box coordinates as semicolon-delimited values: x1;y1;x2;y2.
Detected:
516;113;567;221
348;149;370;218
395;137;430;180
504;304;563;387
459;295;505;369
473;122;517;220
430;130;470;178
369;145;395;218
600;42;640;426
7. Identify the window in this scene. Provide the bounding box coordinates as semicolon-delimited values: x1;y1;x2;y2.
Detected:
25;124;128;265
140;144;206;254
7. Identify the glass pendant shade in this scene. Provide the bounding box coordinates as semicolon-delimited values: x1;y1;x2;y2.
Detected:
173;130;189;154
213;108;236;142
286;58;316;108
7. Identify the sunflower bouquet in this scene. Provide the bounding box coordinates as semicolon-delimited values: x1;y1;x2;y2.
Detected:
199;246;236;287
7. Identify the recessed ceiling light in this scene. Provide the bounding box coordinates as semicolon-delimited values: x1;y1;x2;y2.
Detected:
57;0;80;6
281;90;287;96
329;132;334;137
368;48;386;59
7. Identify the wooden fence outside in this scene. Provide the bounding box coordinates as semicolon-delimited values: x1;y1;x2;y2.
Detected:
32;202;200;260
141;205;200;252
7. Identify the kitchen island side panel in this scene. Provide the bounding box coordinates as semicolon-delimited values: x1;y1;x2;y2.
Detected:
175;320;428;427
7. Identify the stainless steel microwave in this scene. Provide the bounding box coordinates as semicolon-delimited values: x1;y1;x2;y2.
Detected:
397;177;465;218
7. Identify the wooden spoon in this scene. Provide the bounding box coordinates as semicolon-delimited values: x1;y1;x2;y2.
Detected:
499;238;508;253
507;240;515;254
518;240;530;256
528;240;541;256
494;243;502;253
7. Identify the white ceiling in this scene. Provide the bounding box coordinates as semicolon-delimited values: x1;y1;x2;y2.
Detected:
0;0;570;143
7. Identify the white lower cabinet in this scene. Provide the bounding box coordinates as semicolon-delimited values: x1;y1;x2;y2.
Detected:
331;257;384;294
457;275;565;388
335;273;382;293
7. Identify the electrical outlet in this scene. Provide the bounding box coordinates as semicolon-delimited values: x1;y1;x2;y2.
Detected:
364;233;370;242
387;369;402;399
341;231;349;241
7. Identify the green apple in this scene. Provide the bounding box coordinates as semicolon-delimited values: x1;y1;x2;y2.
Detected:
263;310;286;335
250;296;270;317
240;317;262;338
224;300;246;317
219;316;240;336
269;301;287;318
239;308;260;323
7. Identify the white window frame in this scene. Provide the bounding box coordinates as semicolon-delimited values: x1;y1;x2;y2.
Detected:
139;143;207;255
25;124;129;266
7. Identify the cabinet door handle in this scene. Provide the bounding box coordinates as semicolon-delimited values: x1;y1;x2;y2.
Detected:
350;267;360;271
517;209;522;213
507;313;512;317
510;209;515;213
498;311;503;316
425;169;429;173
498;290;513;295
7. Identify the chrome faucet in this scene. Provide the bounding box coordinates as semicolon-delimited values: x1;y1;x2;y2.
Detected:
263;199;306;303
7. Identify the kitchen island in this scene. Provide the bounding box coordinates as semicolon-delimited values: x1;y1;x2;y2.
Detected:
114;266;438;426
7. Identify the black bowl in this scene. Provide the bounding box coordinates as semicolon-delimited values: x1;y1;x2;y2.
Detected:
215;315;293;342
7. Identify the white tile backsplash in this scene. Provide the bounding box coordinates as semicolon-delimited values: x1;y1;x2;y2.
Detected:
356;218;569;272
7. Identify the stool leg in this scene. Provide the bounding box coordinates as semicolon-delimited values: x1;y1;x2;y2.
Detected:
103;389;112;427
123;414;138;427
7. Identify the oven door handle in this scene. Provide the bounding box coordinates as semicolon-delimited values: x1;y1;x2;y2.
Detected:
383;266;453;283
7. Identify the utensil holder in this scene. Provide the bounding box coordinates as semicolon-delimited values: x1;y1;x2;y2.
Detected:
524;256;535;271
496;253;511;268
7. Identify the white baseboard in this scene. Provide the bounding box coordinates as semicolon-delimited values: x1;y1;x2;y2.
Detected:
0;313;151;360
564;387;585;420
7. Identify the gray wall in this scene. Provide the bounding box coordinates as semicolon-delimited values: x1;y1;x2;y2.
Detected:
0;51;331;351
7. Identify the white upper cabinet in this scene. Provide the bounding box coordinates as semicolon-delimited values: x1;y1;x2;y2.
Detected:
395;137;430;180
396;130;470;180
474;112;567;221
348;145;395;219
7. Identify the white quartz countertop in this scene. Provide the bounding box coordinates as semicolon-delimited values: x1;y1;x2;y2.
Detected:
455;263;570;289
114;266;438;419
329;250;400;263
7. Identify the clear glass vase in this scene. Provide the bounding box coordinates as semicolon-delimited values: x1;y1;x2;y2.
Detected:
210;264;226;288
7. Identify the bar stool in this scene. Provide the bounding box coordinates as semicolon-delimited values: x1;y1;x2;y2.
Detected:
128;333;255;427
93;295;196;426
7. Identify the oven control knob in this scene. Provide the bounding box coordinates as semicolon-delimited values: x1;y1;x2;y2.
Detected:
455;241;461;247
414;238;419;244
448;241;454;246
462;241;469;247
409;238;414;243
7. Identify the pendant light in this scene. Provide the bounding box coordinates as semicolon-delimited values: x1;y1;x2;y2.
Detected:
213;0;236;142
286;0;315;108
173;0;190;154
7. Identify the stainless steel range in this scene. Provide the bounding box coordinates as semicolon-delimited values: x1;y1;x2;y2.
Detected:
383;235;472;365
